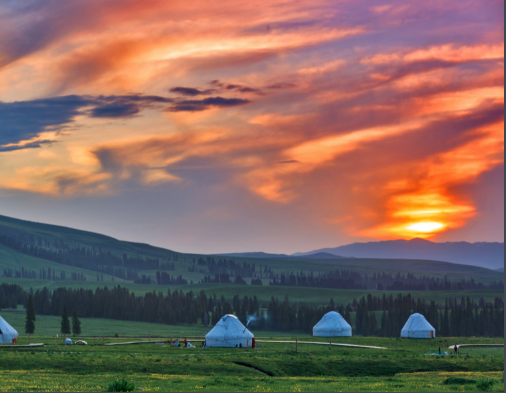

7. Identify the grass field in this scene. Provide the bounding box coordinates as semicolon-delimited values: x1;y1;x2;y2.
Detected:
0;333;503;392
0;308;503;392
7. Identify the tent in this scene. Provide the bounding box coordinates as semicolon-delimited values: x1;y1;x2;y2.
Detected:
0;315;18;344
313;311;352;337
205;314;254;347
401;313;435;338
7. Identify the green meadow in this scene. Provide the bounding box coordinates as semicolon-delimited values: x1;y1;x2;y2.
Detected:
0;332;503;392
0;310;503;391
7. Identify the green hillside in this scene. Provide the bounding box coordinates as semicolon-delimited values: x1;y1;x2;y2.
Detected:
0;244;114;282
0;213;503;285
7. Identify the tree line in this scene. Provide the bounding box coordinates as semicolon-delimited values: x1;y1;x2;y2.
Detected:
2;267;87;281
0;283;503;338
196;257;257;277
269;270;503;291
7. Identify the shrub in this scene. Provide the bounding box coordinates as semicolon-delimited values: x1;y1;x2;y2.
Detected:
443;377;476;385
107;378;135;392
476;378;495;392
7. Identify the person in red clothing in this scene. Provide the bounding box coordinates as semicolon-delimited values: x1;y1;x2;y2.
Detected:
12;337;17;344
184;337;187;347
252;338;256;348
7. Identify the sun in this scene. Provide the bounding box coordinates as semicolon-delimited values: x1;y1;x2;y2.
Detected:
404;221;445;234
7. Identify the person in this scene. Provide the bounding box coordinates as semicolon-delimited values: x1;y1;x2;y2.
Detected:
438;347;441;355
239;343;243;348
454;344;458;355
12;337;17;344
184;337;187;347
252;337;256;348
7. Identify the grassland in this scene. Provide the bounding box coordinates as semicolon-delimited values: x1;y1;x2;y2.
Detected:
0;308;503;392
0;333;503;392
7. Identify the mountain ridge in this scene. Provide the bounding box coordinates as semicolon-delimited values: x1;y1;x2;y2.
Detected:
293;238;504;270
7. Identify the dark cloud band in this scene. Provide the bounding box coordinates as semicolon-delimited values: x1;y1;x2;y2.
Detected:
167;96;251;112
0;94;173;149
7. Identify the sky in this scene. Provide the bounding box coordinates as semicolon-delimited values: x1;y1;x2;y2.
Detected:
0;0;503;254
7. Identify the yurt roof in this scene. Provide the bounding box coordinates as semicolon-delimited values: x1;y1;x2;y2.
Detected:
206;314;254;339
402;313;435;332
314;311;351;329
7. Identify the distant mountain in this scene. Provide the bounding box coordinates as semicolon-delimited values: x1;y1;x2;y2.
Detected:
293;238;504;270
294;252;347;259
495;267;504;273
215;251;347;259
215;252;291;258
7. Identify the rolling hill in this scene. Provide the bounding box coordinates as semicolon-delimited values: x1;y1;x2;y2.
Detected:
0;214;503;286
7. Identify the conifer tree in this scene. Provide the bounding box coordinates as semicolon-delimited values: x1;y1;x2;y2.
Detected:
25;294;36;335
72;308;81;337
61;306;71;335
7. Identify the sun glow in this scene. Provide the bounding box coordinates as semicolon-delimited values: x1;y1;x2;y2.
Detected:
404;222;445;234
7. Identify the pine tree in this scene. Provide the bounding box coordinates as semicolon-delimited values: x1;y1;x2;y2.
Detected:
72;308;81;337
61;306;71;335
25;294;36;334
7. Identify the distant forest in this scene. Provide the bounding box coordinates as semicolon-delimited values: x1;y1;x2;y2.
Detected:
0;283;503;337
0;231;503;291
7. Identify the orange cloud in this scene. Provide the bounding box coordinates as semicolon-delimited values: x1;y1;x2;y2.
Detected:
360;117;503;239
361;43;504;65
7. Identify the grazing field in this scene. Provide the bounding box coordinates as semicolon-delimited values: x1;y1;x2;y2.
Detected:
0;334;503;392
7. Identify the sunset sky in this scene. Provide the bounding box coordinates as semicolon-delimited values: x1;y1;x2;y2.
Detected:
0;0;503;254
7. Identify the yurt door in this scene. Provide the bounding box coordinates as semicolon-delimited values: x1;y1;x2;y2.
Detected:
430;331;433;338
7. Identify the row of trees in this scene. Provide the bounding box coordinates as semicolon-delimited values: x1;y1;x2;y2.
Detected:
196;257;257;277
3;268;37;279
200;273;248;285
1;267;86;281
269;270;503;291
1;283;502;337
261;293;504;337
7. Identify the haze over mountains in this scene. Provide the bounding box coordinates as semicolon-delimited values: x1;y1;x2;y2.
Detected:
293;238;504;270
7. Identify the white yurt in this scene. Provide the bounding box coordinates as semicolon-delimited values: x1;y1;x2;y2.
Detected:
0;315;18;344
205;314;254;347
401;313;435;338
313;311;352;337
